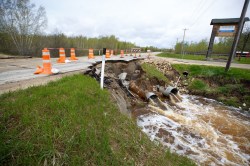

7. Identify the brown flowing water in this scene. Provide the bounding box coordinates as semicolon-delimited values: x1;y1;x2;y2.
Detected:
137;95;250;165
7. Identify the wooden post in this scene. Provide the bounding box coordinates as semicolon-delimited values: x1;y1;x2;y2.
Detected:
225;0;249;72
206;26;217;59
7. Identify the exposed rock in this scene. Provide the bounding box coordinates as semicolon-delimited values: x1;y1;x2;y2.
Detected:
142;59;173;74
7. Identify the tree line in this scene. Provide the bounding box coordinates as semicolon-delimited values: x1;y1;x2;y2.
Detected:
175;27;250;55
1;0;249;58
0;32;160;57
0;32;141;57
0;0;160;57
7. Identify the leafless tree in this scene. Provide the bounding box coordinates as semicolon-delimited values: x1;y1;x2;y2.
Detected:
0;0;47;56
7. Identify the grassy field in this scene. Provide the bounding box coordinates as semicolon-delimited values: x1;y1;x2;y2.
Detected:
0;74;195;165
172;64;250;108
172;64;250;80
157;53;250;64
234;57;250;64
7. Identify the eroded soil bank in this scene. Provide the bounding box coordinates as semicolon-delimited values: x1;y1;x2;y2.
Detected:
86;59;250;165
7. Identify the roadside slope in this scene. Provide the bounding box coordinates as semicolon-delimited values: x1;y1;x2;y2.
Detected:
0;74;195;165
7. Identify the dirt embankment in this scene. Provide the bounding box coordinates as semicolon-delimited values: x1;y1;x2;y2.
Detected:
86;59;181;117
88;59;250;113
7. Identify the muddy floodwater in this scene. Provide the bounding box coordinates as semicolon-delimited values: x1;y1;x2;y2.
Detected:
137;95;250;166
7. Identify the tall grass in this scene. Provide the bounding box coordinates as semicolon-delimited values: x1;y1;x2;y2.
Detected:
0;74;195;165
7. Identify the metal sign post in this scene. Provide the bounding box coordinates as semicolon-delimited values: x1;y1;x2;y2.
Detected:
100;48;106;89
131;48;141;58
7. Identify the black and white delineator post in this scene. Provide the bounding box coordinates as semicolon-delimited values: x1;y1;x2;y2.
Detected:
100;48;106;89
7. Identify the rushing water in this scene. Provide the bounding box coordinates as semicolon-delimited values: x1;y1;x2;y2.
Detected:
137;95;250;166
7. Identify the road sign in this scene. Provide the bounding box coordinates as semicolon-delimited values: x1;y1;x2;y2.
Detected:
131;48;141;53
219;26;235;32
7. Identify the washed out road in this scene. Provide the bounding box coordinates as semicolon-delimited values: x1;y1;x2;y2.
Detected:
0;53;156;94
1;52;250;95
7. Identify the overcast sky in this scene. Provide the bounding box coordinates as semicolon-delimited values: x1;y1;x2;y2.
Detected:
32;0;250;48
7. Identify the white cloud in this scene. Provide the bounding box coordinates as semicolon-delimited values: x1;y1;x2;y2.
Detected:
32;0;250;48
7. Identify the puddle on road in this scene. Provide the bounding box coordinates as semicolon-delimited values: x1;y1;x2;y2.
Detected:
137;95;250;166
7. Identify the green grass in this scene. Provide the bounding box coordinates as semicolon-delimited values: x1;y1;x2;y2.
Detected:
189;79;208;91
157;53;250;64
141;63;169;82
0;74;195;165
235;57;250;64
172;64;250;81
172;64;250;108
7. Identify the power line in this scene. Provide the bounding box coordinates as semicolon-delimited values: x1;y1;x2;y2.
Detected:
189;0;210;26
189;0;217;28
189;0;207;20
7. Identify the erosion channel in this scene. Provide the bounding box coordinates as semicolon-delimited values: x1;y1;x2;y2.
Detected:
85;59;250;166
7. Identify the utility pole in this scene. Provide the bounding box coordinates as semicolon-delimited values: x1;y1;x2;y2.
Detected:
225;0;249;72
181;28;188;56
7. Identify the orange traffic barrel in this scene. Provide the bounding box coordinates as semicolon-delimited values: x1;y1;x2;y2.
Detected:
120;50;124;58
105;49;110;58
111;50;114;56
42;48;52;74
34;48;52;74
34;65;43;74
70;48;78;60
88;48;95;59
57;48;66;63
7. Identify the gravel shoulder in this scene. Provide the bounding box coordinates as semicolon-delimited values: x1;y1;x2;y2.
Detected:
154;56;250;70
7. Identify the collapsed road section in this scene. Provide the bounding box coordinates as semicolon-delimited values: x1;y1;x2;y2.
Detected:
0;53;154;95
86;59;180;116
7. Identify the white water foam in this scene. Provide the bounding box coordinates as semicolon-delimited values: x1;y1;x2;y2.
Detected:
137;95;250;165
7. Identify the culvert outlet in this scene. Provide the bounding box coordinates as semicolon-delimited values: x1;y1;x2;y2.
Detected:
145;92;157;100
157;85;178;96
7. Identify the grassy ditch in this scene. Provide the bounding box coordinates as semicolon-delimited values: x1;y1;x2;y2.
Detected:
172;64;250;109
158;53;250;64
0;74;195;165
